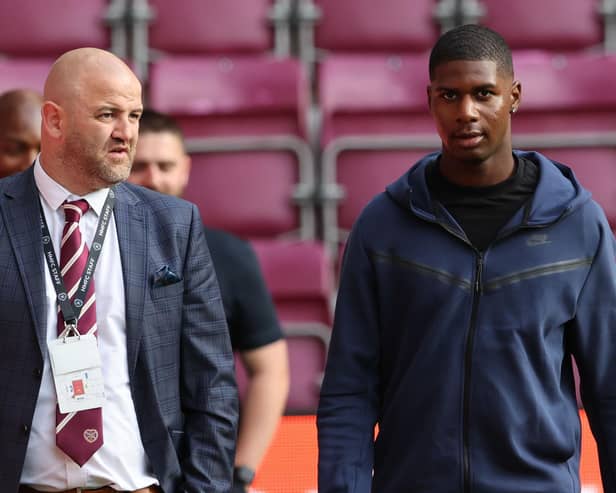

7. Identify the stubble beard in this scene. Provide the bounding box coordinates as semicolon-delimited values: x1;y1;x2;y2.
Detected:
63;136;134;190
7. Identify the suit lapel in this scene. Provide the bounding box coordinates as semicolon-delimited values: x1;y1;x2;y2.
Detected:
113;184;146;378
1;169;47;355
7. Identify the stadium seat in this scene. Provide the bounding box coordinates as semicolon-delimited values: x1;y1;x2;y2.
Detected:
247;239;334;413
146;0;274;55
148;56;316;239
234;323;330;415
474;0;604;52
0;59;53;94
130;0;292;80
312;0;440;53
142;0;314;239
0;0;127;93
0;0;112;56
297;0;444;89
250;239;334;326
512;51;616;228
283;323;330;414
318;53;440;252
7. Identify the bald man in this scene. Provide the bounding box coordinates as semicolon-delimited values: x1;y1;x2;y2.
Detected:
0;48;238;493
0;89;42;178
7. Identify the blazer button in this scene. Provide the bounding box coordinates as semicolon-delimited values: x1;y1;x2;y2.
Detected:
23;424;30;435
33;368;42;378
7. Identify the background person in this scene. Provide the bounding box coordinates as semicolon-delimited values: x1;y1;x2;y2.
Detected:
317;24;616;493
0;48;238;493
0;88;43;178
128;108;290;493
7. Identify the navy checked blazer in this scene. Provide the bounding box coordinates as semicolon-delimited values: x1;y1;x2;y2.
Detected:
0;168;239;493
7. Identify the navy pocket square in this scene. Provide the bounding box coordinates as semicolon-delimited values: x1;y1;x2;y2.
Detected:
153;265;182;287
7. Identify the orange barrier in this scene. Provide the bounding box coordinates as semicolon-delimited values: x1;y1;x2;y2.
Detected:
251;411;602;493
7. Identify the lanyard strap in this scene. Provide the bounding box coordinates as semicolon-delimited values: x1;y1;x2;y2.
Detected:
39;188;116;329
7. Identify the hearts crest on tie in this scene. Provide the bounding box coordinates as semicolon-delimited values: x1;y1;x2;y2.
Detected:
83;428;99;443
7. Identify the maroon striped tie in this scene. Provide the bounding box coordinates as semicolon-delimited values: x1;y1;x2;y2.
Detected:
55;199;104;466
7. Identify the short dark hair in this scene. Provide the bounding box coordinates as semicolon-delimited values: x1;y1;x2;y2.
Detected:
138;108;185;145
429;24;513;80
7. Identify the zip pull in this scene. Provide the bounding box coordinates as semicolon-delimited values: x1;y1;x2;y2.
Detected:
475;255;483;294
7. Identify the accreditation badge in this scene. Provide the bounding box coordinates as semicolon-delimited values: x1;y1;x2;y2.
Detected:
48;333;105;413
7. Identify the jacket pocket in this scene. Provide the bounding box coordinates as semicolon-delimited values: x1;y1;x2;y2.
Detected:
169;428;185;456
151;280;184;301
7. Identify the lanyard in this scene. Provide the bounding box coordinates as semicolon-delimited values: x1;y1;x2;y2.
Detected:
39;188;116;333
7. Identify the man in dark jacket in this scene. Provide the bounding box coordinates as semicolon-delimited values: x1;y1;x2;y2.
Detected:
128;109;289;493
318;24;616;492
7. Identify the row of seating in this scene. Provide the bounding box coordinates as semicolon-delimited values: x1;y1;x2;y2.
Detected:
0;0;611;413
1;2;615;251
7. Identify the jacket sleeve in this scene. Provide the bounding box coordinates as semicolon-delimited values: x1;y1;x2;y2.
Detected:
317;218;379;493
569;212;616;493
180;205;239;492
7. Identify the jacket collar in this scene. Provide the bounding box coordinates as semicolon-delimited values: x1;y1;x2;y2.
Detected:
385;150;590;231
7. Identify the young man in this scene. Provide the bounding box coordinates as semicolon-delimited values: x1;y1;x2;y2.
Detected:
0;89;43;178
0;48;238;493
128;109;289;493
317;24;616;492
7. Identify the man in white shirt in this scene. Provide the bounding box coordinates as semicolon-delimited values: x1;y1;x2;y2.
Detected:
0;47;238;493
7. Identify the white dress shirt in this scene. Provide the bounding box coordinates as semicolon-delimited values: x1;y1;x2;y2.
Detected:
20;158;158;491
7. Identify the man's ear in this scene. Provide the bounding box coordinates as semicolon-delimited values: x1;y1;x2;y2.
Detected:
181;153;192;190
41;101;63;138
510;80;522;114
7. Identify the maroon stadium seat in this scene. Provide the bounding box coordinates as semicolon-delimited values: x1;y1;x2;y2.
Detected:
0;59;53;94
250;239;334;326
144;1;310;239
240;238;334;413
0;0;120;93
149;56;315;239
234;323;330;414
147;0;274;54
513;51;616;229
477;0;603;52
283;324;330;414
313;0;440;53
0;0;111;57
318;53;439;250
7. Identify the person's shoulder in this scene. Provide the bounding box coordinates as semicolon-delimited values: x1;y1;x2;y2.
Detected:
0;167;34;196
203;226;256;260
115;182;195;213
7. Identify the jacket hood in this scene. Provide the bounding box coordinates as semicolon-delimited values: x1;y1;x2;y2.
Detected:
385;150;592;229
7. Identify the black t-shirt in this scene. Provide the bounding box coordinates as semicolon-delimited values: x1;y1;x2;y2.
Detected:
426;156;539;251
204;226;283;351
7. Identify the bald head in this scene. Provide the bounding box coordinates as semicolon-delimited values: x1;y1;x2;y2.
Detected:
44;48;139;106
40;48;143;195
0;89;43;178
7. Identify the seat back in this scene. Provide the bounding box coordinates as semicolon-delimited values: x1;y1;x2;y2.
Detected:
251;239;334;325
0;0;123;93
283;323;330;414
313;0;440;53
234;323;330;415
513;52;616;228
0;59;53;94
476;0;603;51
147;0;274;54
0;0;111;57
148;56;315;239
319;54;439;249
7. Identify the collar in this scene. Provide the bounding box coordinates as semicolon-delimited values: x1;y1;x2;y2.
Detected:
33;156;111;216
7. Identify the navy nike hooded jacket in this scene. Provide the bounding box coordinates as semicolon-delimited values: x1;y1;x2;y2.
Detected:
317;151;616;493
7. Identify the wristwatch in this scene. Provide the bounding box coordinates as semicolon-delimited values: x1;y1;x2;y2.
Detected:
234;465;256;487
